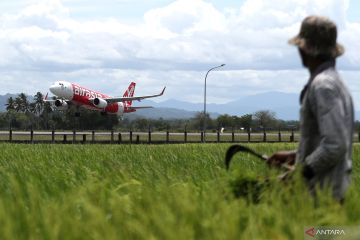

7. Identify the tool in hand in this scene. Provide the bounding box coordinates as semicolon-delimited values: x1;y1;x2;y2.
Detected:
225;144;295;175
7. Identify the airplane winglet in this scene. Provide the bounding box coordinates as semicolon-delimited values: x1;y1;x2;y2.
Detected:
160;86;166;95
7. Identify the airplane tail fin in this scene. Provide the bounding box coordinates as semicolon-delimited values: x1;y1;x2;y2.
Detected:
123;82;136;107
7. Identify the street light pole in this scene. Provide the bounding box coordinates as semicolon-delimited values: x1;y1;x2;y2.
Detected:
203;63;225;142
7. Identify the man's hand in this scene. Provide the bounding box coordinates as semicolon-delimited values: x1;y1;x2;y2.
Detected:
302;165;315;180
267;151;296;168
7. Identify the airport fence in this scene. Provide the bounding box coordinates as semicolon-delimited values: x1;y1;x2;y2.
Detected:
2;127;360;144
0;128;304;144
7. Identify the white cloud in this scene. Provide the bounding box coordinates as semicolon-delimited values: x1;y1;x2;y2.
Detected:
144;0;227;36
1;0;360;112
234;0;349;29
341;22;360;67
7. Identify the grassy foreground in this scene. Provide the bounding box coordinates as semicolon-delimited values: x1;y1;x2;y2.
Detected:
0;143;359;240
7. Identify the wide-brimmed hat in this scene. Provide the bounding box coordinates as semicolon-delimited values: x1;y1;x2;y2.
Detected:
289;16;344;58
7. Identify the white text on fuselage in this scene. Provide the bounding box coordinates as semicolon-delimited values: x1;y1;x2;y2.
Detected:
74;85;103;99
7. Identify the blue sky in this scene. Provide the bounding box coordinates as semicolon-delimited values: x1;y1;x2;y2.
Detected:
1;1;246;19
72;0;360;23
1;0;360;110
3;0;359;21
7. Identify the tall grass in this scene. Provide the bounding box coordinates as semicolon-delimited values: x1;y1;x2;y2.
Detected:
0;143;359;239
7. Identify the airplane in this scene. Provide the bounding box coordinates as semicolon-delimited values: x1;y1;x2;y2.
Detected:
45;81;165;117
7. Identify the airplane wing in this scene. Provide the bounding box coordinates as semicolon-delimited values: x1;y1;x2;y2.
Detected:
43;99;56;103
104;87;166;104
43;93;57;103
127;106;154;109
43;93;71;104
42;93;72;112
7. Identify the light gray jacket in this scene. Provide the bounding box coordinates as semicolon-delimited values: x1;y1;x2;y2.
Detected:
296;60;354;200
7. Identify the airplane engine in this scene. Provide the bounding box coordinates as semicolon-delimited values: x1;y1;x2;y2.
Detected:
93;97;108;108
117;102;125;115
54;99;68;110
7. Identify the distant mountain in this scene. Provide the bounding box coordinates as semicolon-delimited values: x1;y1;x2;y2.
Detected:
212;92;300;120
126;107;219;120
0;94;17;112
155;99;203;112
127;107;198;120
0;94;35;112
141;91;300;120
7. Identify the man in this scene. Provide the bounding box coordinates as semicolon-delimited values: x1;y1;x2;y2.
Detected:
268;16;354;202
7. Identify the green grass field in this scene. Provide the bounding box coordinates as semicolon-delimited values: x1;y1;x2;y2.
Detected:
0;143;359;239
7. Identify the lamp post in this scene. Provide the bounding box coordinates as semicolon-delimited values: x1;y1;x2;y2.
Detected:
203;63;225;142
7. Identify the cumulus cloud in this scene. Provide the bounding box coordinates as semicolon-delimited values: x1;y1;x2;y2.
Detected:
144;0;227;35
0;0;357;71
0;0;360;110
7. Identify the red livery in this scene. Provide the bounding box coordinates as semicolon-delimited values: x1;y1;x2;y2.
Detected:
46;81;165;116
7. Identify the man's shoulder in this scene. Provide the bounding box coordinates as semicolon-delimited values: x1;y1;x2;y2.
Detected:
311;68;340;90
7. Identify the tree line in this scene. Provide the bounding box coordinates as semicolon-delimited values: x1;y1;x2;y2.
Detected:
2;92;118;130
0;92;303;131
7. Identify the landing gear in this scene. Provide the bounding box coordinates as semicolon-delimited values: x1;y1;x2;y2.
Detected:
74;106;81;117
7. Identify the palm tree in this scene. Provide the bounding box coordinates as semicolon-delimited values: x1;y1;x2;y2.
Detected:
14;93;30;113
14;96;23;112
32;92;44;116
20;93;30;113
5;97;17;129
5;97;15;111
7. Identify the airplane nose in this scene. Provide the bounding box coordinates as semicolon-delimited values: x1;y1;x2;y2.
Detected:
49;85;58;94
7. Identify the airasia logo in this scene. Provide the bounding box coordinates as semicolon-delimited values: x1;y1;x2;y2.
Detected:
73;84;103;99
